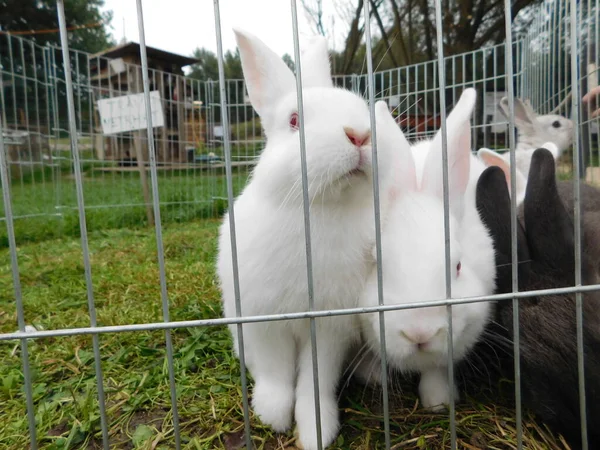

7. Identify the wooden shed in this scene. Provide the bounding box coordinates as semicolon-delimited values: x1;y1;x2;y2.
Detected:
89;42;203;165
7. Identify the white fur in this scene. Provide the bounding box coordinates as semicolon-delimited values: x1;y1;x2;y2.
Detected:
217;30;401;450
357;89;496;411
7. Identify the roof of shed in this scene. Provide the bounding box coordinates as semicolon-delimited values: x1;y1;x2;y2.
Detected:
91;41;199;67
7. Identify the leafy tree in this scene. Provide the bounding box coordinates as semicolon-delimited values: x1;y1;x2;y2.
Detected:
0;0;114;132
0;0;114;53
302;0;543;74
223;49;243;79
187;48;243;81
188;48;219;80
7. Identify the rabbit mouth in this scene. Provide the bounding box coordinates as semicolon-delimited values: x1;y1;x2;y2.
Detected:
348;167;366;177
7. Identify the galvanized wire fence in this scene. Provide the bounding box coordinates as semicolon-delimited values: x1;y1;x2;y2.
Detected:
1;0;599;448
1;4;597;243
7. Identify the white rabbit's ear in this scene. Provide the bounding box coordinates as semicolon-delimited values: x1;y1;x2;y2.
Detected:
514;98;537;125
234;28;295;123
299;35;333;89
477;148;527;204
422;88;476;209
499;96;537;127
498;97;510;120
375;101;417;192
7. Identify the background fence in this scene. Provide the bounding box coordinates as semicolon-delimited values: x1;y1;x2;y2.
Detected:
1;0;599;448
1;0;598;247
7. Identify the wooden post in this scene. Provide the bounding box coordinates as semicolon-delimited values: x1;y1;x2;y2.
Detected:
160;73;168;162
176;74;186;163
132;66;155;226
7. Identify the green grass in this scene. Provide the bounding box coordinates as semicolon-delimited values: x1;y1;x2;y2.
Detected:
0;221;571;449
0;167;249;248
229;118;262;142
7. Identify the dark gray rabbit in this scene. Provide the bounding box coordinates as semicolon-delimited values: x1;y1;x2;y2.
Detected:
475;148;600;448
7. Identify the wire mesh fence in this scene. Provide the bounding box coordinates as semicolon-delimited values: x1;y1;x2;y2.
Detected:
1;0;600;448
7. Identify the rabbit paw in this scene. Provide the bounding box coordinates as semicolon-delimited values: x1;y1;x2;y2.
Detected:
295;395;339;450
252;379;294;432
419;368;458;412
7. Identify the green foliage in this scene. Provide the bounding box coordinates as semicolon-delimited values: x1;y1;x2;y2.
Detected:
229;117;263;141
0;0;114;54
187;48;243;81
187;48;219;81
0;167;250;248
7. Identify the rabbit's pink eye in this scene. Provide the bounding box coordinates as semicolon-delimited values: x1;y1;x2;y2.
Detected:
456;262;461;276
289;112;299;130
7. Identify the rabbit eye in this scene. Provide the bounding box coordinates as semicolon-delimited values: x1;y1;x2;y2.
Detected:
456;262;461;277
289;112;299;131
552;120;561;128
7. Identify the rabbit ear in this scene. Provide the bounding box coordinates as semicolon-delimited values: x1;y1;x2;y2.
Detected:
523;148;574;267
477;148;527;205
499;97;537;127
422;88;476;214
299;35;333;89
375;101;417;192
498;97;510;120
514;98;538;125
476;166;530;293
234;28;295;126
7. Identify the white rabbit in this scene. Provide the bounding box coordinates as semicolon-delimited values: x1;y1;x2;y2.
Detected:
216;29;404;450
356;88;496;411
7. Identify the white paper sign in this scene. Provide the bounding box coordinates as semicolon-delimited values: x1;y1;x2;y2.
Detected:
97;90;165;135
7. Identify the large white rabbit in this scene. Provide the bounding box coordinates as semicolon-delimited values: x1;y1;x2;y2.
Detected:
216;29;404;449
357;89;496;410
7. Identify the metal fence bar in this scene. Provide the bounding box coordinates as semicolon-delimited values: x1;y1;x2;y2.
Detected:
134;1;182;447
362;1;391;448
290;1;322;447
2;283;600;342
211;2;253;448
0;86;38;450
432;0;457;447
569;0;589;446
2;1;599;446
55;1;110;448
30;40;44;187
7;34;24;186
503;0;523;447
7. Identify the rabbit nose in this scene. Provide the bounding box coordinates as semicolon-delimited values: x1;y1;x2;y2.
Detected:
400;328;443;348
344;127;371;147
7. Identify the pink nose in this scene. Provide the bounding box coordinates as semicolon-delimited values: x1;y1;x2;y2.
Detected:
401;328;442;348
344;127;371;147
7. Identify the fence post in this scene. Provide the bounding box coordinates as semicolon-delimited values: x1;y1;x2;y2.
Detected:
132;65;155;226
580;39;593;180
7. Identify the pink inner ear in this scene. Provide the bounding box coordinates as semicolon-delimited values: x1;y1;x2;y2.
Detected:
443;122;471;199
